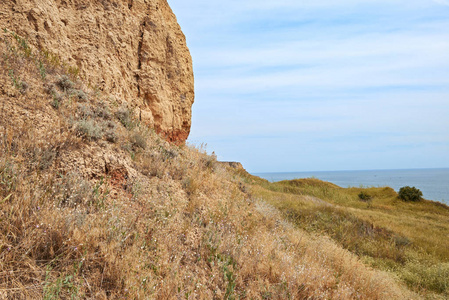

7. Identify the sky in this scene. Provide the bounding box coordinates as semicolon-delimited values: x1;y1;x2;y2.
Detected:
168;0;449;173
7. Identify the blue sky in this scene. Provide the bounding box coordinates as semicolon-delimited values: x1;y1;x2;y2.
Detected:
168;0;449;173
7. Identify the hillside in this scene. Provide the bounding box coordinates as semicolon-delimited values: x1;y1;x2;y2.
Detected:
0;29;420;299
243;173;449;299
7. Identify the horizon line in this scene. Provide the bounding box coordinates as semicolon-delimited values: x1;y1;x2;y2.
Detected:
251;167;449;174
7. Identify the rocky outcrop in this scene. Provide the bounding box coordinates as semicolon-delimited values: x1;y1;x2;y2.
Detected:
219;161;245;170
0;0;194;143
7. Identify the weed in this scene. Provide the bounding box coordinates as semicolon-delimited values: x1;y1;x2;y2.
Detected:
41;48;61;69
67;65;80;79
402;262;449;294
0;159;17;195
11;31;32;57
222;256;237;299
43;260;84;300
37;59;46;79
51;95;62;109
128;179;142;201
8;69;28;93
45;85;64;109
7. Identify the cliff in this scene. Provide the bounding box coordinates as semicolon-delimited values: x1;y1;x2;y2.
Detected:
0;0;194;143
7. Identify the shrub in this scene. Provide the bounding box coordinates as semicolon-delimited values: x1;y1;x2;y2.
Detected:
358;191;372;202
115;106;134;129
0;159;17;195
75;119;103;140
70;89;88;101
94;104;111;120
105;129;117;143
77;104;94;118
104;121;117;143
398;186;423;202
130;132;147;149
393;235;411;247
55;75;74;90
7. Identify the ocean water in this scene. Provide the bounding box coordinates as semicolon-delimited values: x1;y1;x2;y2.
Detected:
254;168;449;204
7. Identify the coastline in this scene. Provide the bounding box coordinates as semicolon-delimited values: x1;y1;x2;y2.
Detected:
254;168;449;204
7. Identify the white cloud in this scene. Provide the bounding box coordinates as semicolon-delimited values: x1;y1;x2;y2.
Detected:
169;0;449;171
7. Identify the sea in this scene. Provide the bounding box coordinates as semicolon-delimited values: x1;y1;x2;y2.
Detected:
254;168;449;204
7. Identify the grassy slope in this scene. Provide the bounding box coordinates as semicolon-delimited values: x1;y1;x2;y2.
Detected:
241;173;449;299
0;30;419;299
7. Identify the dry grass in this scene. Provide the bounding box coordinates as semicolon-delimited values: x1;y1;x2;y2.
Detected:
0;29;416;299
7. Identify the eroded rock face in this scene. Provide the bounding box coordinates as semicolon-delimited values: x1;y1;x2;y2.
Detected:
0;0;194;143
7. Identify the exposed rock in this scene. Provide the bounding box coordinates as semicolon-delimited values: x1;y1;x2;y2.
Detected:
0;0;194;143
218;161;245;170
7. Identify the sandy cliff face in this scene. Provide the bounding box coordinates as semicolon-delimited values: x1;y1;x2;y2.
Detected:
0;0;194;143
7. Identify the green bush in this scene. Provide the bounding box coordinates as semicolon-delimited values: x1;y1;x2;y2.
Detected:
398;186;423;202
358;191;372;202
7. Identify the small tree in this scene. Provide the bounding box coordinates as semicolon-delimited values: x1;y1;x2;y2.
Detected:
398;186;423;202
